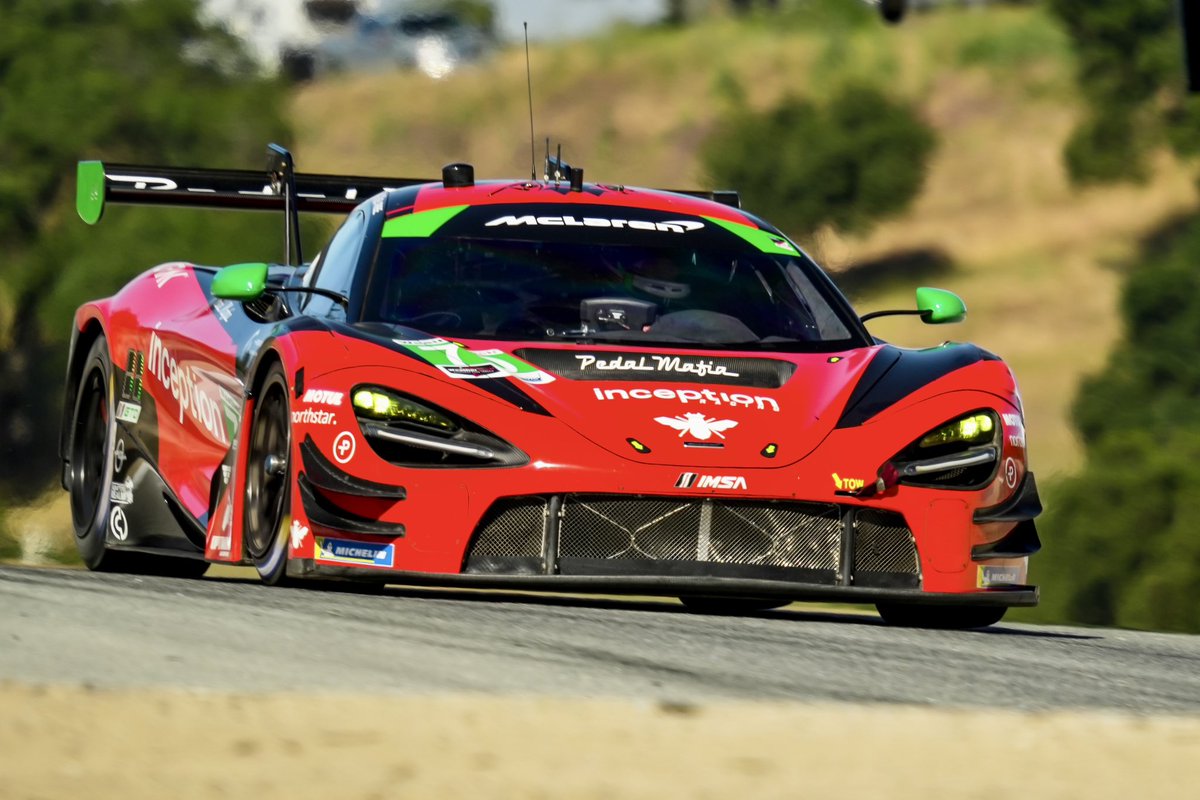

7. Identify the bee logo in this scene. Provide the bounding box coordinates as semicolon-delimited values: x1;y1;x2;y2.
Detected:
654;413;738;441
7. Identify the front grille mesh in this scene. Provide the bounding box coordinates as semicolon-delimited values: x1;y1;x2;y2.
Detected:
557;497;842;570
463;495;919;586
853;509;919;575
470;498;546;559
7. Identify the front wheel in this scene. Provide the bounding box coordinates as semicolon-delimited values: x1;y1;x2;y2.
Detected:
875;603;1006;630
243;363;293;585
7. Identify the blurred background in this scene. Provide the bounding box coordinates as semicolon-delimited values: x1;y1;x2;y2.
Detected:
2;0;1197;633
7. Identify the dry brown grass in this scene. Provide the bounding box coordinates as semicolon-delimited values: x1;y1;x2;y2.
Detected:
6;683;1200;800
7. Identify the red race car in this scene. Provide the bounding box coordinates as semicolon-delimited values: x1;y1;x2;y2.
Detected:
61;145;1041;628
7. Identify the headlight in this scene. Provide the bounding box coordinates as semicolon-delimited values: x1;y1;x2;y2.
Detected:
918;412;995;449
888;410;999;490
351;386;458;432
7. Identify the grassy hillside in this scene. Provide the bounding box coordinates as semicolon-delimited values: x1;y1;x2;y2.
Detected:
6;5;1196;563
292;5;1197;481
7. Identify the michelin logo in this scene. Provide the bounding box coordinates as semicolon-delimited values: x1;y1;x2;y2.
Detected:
315;537;395;568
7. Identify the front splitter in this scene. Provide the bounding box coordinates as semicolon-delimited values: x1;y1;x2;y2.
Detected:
287;559;1038;607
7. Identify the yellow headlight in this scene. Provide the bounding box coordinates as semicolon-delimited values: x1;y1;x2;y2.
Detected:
351;387;458;432
919;412;995;448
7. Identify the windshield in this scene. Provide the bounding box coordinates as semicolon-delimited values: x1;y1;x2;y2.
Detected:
363;217;864;351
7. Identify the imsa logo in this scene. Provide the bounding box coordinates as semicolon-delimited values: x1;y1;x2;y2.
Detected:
675;472;748;490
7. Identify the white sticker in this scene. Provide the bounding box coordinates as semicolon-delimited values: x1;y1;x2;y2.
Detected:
113;439;127;473
332;431;356;464
110;478;133;506
290;519;309;550
109;506;128;541
302;389;344;406
153;267;189;288
213;299;235;322
655;413;738;441
675;473;747;490
116;401;141;424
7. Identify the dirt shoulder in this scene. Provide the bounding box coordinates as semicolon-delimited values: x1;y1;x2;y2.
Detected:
4;683;1196;800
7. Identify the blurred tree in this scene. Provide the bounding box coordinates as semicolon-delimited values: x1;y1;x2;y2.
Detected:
1018;1;1200;632
1033;219;1200;632
1047;0;1200;183
0;0;291;506
701;82;935;238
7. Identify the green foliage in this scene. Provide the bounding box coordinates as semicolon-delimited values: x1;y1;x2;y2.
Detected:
702;83;935;238
1034;219;1200;632
0;528;20;562
956;11;1070;71
1061;105;1149;185
0;0;291;504
442;0;496;37
1047;0;1196;183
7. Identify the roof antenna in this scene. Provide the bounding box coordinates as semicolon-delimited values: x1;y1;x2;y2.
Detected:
525;22;536;181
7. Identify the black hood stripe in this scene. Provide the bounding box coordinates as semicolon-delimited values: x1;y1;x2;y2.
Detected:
836;344;991;428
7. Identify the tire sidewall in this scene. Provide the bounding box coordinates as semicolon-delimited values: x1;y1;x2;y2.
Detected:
68;337;117;569
247;366;293;585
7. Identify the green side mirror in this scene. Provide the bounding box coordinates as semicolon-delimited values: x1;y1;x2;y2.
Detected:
915;287;966;324
212;262;269;301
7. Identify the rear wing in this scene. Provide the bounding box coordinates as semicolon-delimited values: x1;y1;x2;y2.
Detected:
77;144;433;264
77;142;742;265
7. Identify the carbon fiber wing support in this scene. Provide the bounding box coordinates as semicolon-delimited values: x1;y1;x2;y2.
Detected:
76;144;434;264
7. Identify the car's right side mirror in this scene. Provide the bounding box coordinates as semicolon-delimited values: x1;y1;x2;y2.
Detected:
915;286;966;325
861;286;966;326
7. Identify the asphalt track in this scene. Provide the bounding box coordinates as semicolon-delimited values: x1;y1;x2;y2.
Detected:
2;563;1198;714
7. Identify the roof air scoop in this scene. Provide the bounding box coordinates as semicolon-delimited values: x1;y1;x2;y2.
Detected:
442;163;474;188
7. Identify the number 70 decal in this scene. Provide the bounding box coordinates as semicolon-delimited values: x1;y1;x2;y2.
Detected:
394;337;556;384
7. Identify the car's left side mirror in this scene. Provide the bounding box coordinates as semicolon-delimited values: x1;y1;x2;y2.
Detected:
915;287;966;324
212;262;269;301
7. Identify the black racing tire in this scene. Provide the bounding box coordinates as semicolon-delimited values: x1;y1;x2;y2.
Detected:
67;336;209;578
67;336;121;570
875;603;1006;630
679;596;791;615
244;362;294;586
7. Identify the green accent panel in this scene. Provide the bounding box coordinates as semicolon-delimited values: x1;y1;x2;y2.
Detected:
916;286;967;324
77;161;107;225
396;337;553;383
704;216;800;256
381;205;469;238
212;262;269;301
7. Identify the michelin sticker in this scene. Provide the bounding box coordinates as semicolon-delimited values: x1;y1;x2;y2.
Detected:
315;537;395;568
977;565;1023;588
396;337;555;384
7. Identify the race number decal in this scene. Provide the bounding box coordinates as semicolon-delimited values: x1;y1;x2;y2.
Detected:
395;338;555;384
